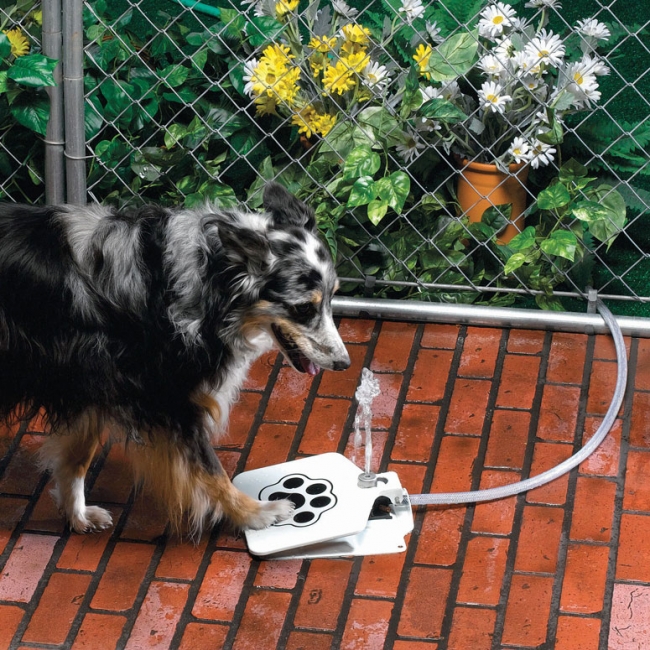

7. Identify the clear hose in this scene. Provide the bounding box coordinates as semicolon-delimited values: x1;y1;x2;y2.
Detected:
408;299;627;506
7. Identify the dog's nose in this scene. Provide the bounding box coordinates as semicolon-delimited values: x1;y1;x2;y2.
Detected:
332;358;351;371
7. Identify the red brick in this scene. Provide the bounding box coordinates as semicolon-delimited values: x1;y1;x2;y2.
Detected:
457;327;501;378
445;379;491;435
560;544;609;614
430;436;480;493
254;559;302;589
507;329;545;354
579;417;622;477
636;338;650;390
298;397;350;455
355;552;405;598
484;409;531;470
406;349;453;403
71;613;127;650
0;533;58;603
624;450;650;511
23;573;92;645
26;410;49;433
526;443;573;505
0;497;27;556
471;470;519;535
537;384;582;442
222;392;262;448
501;574;553;646
344;429;387;475
244;423;296;471
57;526;116;573
192;550;251;621
232;590;292;650
0;434;44;495
155;536;209;581
0;605;24;649
370;321;417;372
242;350;277;391
420;323;460;349
286;631;333;650
570;477;617;542
124;581;190;649
317;344;367;399
616;514;650;582
514;505;564;574
337;318;375;343
393;403;440;462
415;507;465;566
366;373;403;430
547;332;587;384
294;559;352;630
27;482;66;534
555;616;601;650
457;536;509;606
594;333;631;361
90;443;133;504
397;567;452;638
630;390;650;447
587;360;620;416
447;607;496;650
91;542;155;612
340;598;393;649
120;494;167;542
608;583;650;649
387;462;427;496
264;366;313;422
394;642;439;650
178;623;228;650
496;354;540;409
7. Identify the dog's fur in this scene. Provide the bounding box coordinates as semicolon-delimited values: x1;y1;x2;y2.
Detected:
0;183;350;536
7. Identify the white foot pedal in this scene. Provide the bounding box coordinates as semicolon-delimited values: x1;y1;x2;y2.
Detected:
232;453;413;559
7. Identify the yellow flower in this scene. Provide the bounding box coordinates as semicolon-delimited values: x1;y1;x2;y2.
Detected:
261;43;294;69
309;36;337;53
31;10;43;26
254;94;279;116
311;112;337;137
323;60;356;95
310;52;327;76
341;50;370;74
275;0;299;18
4;28;30;58
413;43;432;79
291;105;319;138
341;24;371;45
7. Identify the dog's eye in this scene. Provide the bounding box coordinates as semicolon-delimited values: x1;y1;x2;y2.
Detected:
291;302;316;319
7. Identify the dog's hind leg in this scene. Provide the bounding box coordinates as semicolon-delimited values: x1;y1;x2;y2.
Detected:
40;410;112;533
127;431;294;537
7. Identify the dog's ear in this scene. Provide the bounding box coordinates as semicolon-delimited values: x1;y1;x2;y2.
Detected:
263;182;316;231
216;218;270;273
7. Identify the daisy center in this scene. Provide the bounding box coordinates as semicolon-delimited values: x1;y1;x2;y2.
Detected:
492;15;504;24
486;94;499;103
537;49;550;58
573;72;584;85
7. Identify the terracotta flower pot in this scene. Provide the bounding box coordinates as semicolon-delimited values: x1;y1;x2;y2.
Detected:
456;159;529;244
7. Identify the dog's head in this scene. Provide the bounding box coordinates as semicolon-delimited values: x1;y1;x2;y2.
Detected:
218;183;350;375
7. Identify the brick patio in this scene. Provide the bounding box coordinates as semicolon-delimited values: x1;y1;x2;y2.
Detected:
1;316;649;649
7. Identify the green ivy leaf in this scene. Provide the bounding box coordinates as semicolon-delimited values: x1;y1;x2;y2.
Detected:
85;94;104;140
535;294;565;311
425;30;479;81
539;229;577;261
481;203;511;233
559;158;589;183
571;200;604;222
343;145;381;180
0;71;7;95
504;252;526;275
420;98;468;124
508;226;536;251
537;183;571;210
374;171;410;214
347;175;376;207
7;54;57;88
10;97;51;135
159;64;190;89
0;33;11;59
247;16;284;48
367;199;389;225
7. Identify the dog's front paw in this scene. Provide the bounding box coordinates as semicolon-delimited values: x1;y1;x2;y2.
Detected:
245;499;295;530
69;506;113;534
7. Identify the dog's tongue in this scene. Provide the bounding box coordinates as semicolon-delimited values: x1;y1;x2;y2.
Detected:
300;357;320;375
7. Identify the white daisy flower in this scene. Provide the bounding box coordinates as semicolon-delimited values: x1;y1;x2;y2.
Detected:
478;2;517;39
564;61;601;106
426;21;444;43
495;36;516;60
362;61;390;91
478;53;507;78
524;0;561;9
581;54;610;76
513;50;542;75
331;0;359;17
478;80;512;114
520;74;543;92
576;17;611;41
396;130;426;162
507;137;532;164
242;58;259;97
420;86;443;101
529;139;556;168
416;117;442;133
399;0;425;24
440;80;462;102
524;29;566;67
510;17;529;32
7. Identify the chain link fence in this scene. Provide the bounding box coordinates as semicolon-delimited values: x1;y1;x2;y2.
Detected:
2;0;649;314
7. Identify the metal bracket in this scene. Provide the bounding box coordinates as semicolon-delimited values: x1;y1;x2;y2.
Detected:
363;275;377;298
586;286;598;314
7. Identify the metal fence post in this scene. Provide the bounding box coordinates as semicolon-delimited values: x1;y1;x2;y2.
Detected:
62;0;86;205
42;0;64;205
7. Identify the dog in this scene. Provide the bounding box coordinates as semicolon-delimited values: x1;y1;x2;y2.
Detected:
0;182;350;536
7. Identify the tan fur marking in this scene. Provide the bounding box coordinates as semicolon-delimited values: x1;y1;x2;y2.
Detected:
191;390;221;424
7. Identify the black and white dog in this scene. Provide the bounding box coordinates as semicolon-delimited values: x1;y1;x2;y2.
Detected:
0;183;350;536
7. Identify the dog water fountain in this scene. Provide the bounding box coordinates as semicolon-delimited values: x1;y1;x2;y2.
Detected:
234;300;626;560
